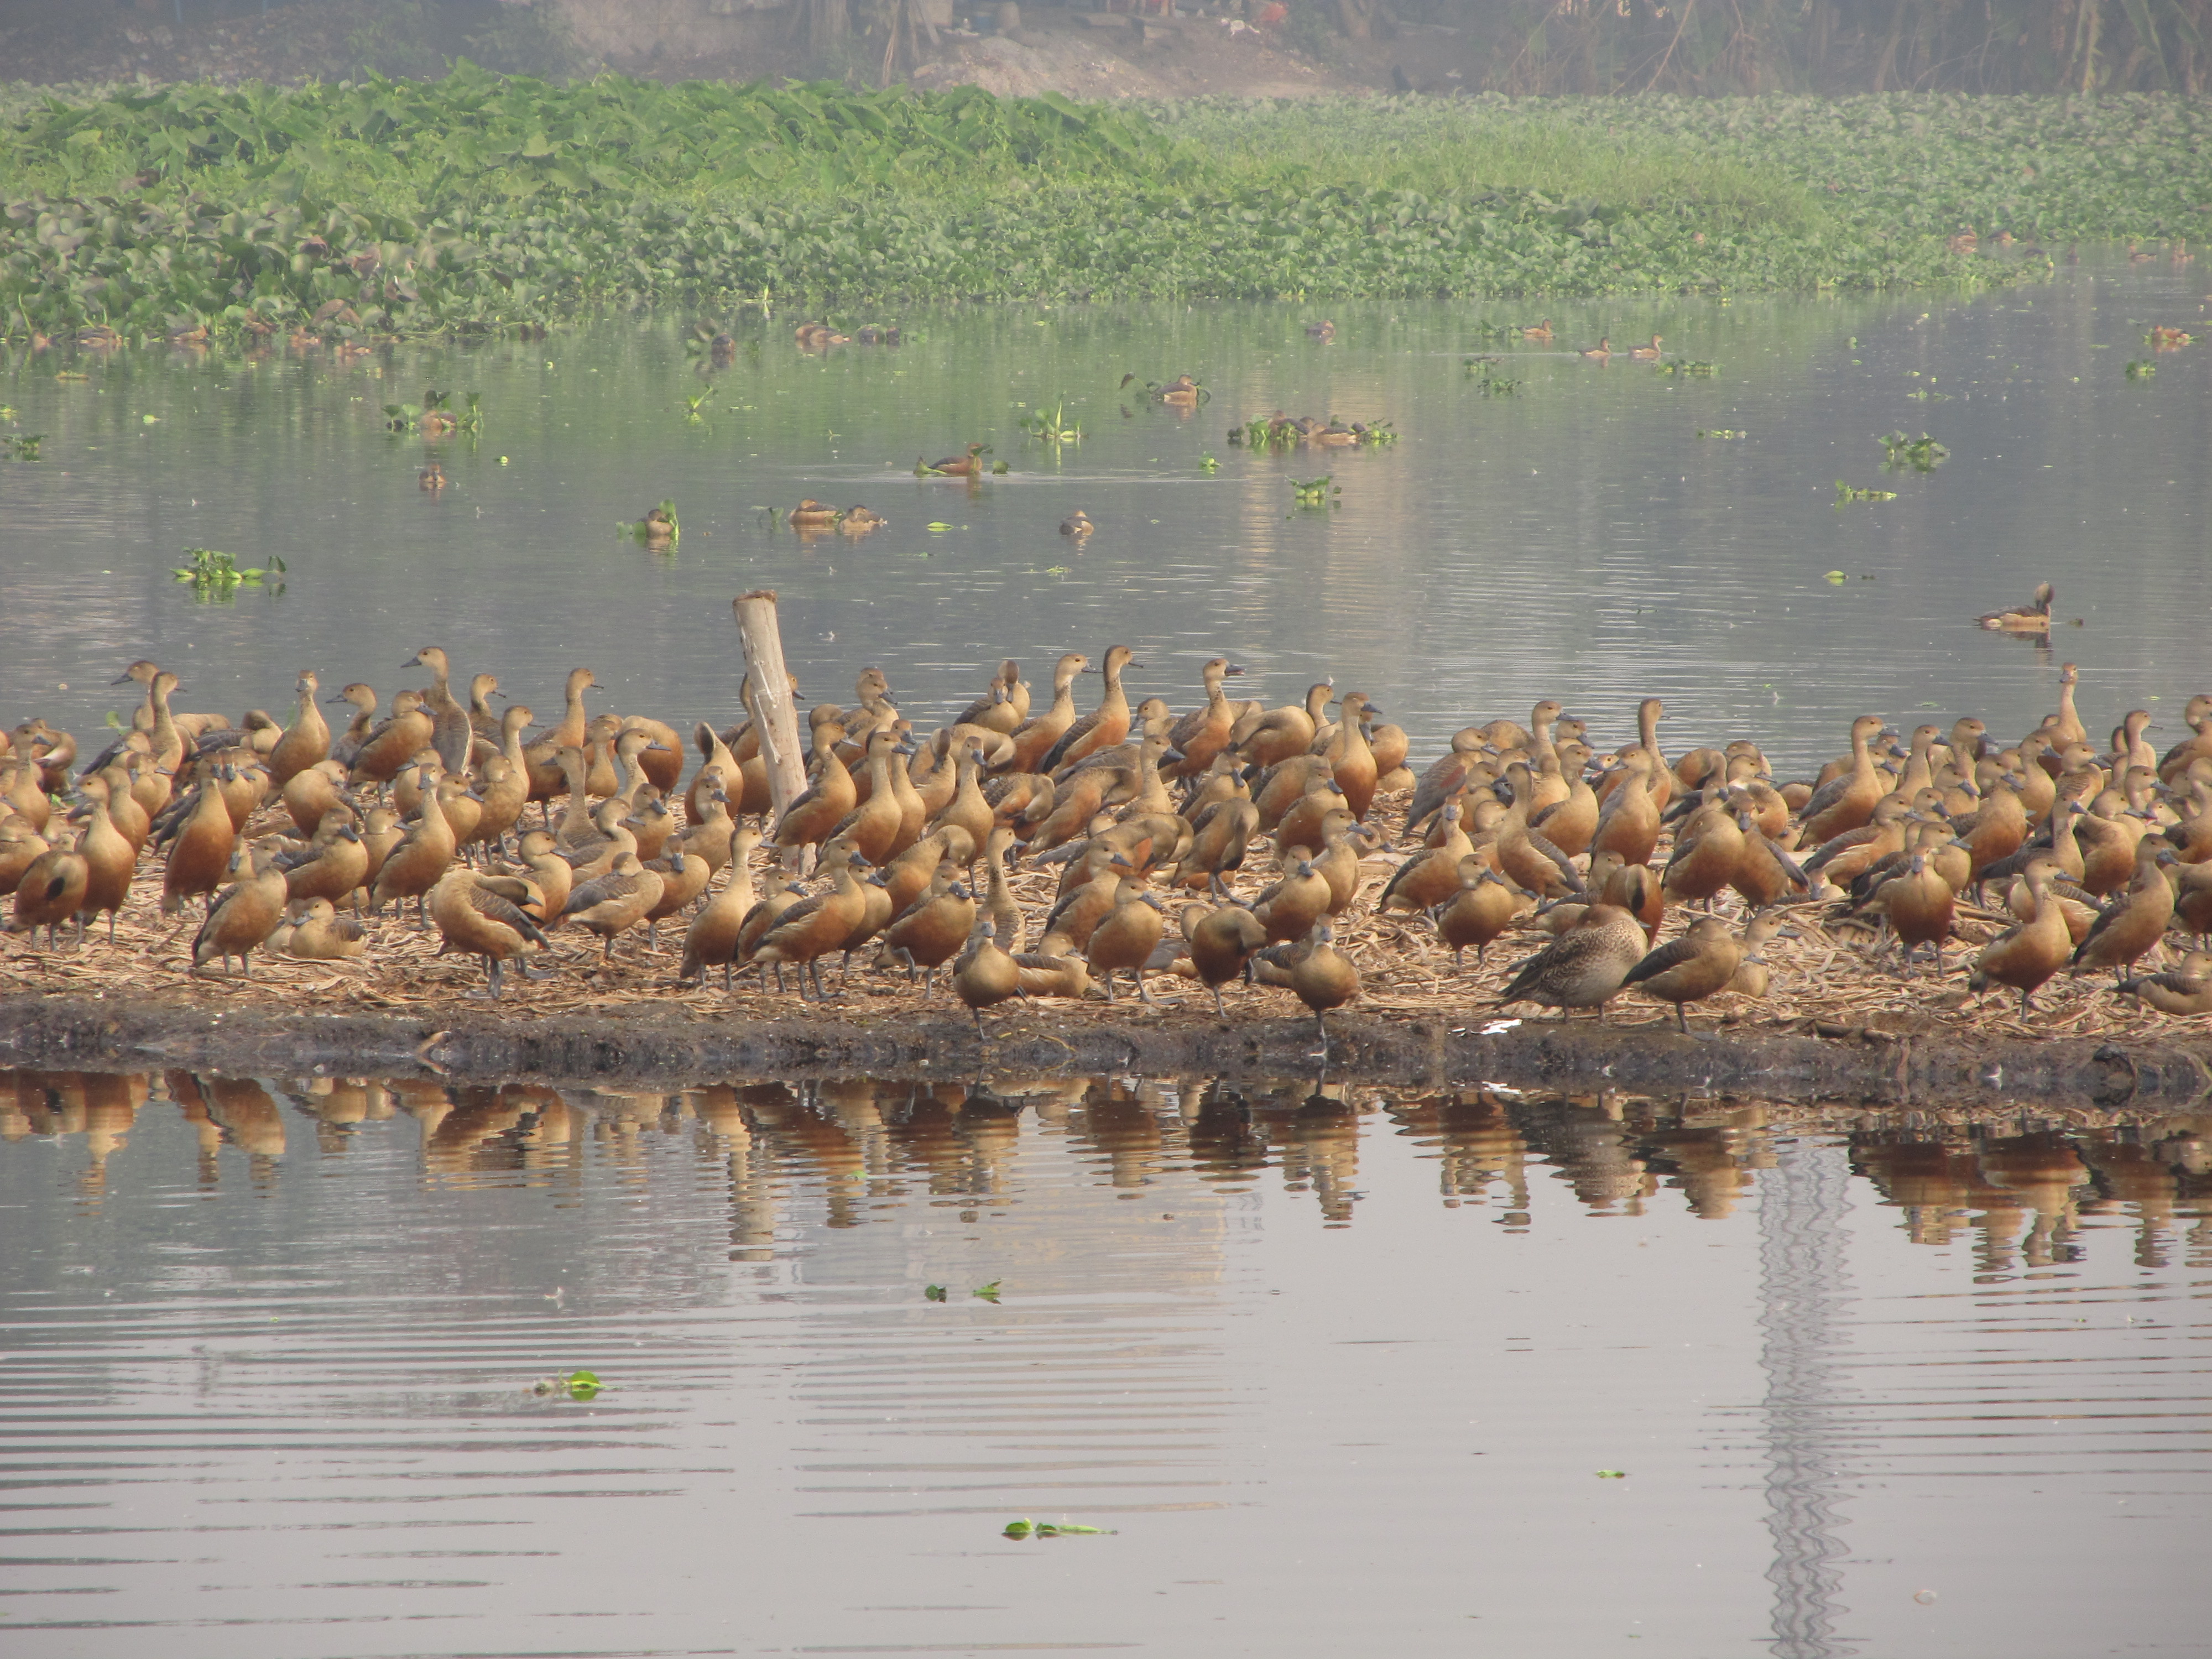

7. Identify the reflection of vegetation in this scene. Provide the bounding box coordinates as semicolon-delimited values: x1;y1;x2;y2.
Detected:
3;80;2203;338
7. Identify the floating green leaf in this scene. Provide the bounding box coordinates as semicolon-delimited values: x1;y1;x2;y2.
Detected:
972;1280;1002;1303
1004;1517;1116;1538
924;1284;948;1301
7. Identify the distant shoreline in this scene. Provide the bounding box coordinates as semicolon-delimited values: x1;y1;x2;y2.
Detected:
11;82;2198;341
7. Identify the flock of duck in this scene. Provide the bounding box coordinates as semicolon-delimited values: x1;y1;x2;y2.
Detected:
5;637;2212;1048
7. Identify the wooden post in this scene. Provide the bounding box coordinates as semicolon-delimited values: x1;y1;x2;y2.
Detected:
732;590;806;828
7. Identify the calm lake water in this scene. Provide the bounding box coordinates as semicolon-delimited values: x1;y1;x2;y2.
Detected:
0;1070;2207;1658
2;259;2209;773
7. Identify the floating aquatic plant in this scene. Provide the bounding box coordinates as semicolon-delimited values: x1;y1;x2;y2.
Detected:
2125;358;2157;379
1017;400;1081;444
531;1369;601;1400
619;501;679;546
173;547;285;600
1004;1518;1115;1538
1291;476;1340;507
1879;430;1948;471
7;432;41;460
1465;357;1522;395
384;389;481;435
1834;481;1898;504
1697;427;1747;439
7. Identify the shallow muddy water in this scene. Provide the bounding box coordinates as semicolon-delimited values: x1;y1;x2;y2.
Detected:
3;260;2209;773
1;1069;2206;1657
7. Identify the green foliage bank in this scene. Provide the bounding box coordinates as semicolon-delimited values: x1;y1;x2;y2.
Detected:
3;70;2206;341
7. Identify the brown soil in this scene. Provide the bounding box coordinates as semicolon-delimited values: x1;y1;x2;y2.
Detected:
4;990;2207;1109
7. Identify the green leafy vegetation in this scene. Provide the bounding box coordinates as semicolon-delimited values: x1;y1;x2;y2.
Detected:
1834;480;1900;503
173;547;284;599
1465;357;1521;394
383;387;479;434
619;500;678;546
1879;430;1948;470
1;76;2203;339
1004;1517;1116;1537
1016;400;1081;445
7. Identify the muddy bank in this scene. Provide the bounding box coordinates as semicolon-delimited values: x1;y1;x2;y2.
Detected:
4;993;2206;1108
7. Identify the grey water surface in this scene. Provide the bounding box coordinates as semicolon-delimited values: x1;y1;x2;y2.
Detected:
2;260;2208;773
0;1073;2206;1658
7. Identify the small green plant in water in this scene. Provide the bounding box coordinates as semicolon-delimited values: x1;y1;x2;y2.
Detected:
386;389;481;435
1834;481;1898;504
1199;455;1219;473
1235;416;1300;452
8;432;43;460
618;502;679;546
1658;361;1718;377
173;547;285;600
1464;357;1521;395
1879;430;1948;471
924;1284;948;1302
1698;428;1747;439
1291;476;1340;507
531;1369;602;1400
682;389;712;422
972;1280;1003;1303
1004;1517;1117;1538
1018;400;1081;445
2125;358;2157;380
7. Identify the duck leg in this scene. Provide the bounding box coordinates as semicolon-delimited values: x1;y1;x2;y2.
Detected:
485;956;503;999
